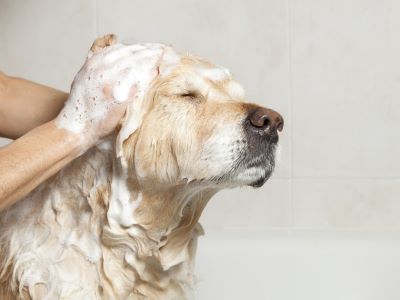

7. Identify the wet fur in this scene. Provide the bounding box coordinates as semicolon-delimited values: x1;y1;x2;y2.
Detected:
0;40;276;299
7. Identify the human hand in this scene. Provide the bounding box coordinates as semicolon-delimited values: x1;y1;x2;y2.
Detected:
55;34;161;151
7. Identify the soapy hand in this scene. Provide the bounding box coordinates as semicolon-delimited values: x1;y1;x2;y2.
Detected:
56;35;146;150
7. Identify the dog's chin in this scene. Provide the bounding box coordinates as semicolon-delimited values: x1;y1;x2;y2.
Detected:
210;144;277;188
248;174;270;188
225;158;275;188
245;154;276;188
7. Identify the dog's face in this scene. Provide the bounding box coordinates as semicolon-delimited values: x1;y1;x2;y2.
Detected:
121;46;283;190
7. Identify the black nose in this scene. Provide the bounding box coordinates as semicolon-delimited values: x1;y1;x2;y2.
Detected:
247;107;284;133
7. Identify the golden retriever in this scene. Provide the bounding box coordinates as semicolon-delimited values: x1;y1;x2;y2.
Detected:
0;35;283;300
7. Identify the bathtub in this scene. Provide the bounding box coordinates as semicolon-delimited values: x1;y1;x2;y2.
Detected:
195;230;400;300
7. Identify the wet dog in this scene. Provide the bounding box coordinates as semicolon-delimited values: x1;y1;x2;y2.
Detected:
0;35;283;300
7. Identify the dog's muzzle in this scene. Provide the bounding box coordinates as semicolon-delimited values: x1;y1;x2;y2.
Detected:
242;106;284;187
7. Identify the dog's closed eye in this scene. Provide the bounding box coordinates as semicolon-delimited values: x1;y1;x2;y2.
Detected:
179;91;197;98
178;91;205;103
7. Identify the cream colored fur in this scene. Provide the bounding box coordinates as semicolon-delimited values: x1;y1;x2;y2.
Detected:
0;38;277;300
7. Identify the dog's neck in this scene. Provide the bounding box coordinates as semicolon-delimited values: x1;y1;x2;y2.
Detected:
57;137;216;298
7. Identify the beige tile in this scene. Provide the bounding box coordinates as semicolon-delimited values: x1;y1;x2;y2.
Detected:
0;0;96;91
97;0;291;178
201;179;291;230
197;230;400;300
293;179;400;229
291;0;400;177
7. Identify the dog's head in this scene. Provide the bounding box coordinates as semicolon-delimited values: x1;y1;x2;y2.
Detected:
115;43;283;192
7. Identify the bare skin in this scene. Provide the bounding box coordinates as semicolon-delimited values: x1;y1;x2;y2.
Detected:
0;34;136;211
0;73;77;210
0;120;82;210
0;72;68;139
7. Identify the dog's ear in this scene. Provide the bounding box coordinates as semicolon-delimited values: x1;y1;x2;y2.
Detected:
112;44;180;165
116;97;151;161
87;34;117;58
115;67;161;163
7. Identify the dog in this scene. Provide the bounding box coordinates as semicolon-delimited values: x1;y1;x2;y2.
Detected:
0;35;283;300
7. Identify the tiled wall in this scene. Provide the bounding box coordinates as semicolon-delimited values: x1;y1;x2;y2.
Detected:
1;0;399;231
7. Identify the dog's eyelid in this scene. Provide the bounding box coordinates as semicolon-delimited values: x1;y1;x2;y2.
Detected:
179;91;199;99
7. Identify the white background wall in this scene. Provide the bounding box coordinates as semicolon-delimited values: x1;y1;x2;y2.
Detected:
1;0;399;232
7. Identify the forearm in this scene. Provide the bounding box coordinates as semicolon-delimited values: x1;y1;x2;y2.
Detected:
0;72;68;139
0;120;82;210
0;37;136;210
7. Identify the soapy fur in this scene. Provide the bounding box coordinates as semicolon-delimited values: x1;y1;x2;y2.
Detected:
56;42;168;149
0;37;279;299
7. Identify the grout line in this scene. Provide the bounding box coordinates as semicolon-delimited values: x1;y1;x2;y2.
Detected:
291;176;400;180
202;228;400;239
267;176;400;180
287;0;294;234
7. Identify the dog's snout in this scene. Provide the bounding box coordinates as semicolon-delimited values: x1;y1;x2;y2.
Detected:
248;107;284;133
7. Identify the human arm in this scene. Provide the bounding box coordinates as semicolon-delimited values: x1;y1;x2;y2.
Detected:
0;71;68;139
0;35;139;210
0;120;82;210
